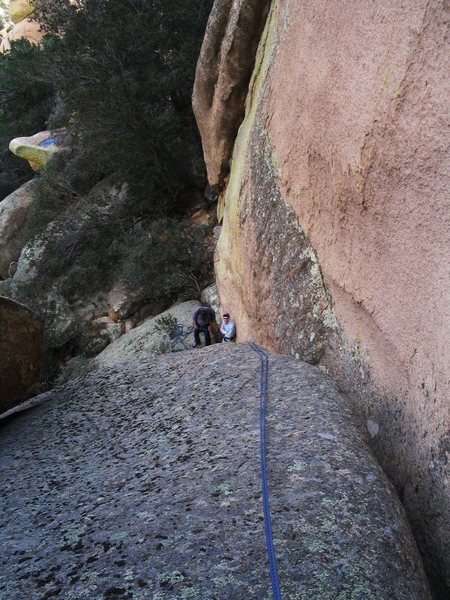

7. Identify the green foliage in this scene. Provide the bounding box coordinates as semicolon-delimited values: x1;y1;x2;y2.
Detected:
118;219;213;302
33;0;213;215
153;313;178;337
18;206;214;313
4;0;216;373
0;39;56;199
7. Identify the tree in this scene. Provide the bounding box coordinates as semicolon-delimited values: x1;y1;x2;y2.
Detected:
0;39;55;199
33;0;213;215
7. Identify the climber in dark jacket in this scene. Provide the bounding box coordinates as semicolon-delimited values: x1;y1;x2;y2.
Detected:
192;305;216;347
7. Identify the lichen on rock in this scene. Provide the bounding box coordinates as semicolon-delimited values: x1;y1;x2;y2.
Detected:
197;0;450;592
0;344;431;598
0;179;37;278
9;130;67;171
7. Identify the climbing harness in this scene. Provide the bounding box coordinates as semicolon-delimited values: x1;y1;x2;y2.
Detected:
248;342;282;600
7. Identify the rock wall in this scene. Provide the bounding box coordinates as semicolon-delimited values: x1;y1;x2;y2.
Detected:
0;296;42;411
194;0;450;594
0;344;430;598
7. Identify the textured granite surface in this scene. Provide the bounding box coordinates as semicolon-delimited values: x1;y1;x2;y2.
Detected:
0;344;430;599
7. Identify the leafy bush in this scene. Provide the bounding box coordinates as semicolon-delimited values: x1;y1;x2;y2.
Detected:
153;313;179;337
5;0;216;377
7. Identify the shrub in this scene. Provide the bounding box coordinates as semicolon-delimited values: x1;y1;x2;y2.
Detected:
34;0;213;216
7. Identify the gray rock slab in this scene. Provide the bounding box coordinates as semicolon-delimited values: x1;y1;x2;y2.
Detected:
0;344;430;599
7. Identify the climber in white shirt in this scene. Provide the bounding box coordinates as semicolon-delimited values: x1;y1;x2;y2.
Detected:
220;312;236;342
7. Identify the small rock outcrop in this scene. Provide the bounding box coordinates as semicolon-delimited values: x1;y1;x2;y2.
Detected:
192;0;271;190
0;179;37;278
9;130;66;171
0;0;42;53
0;344;430;598
0;296;42;411
201;282;221;320
9;0;34;23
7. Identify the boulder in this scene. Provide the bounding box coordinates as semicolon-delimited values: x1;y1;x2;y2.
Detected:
58;300;201;382
92;300;200;365
6;16;43;45
192;0;271;190
0;21;41;53
8;0;34;24
10;235;78;349
0;296;42;411
0;179;37;279
9;130;67;171
0;344;430;598
8;179;130;350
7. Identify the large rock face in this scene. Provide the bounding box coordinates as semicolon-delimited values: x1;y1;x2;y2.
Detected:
0;0;42;53
194;0;449;594
0;344;430;598
9;130;66;171
0;296;42;411
0;179;37;278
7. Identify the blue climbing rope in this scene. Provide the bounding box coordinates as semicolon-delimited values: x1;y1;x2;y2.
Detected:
248;342;282;600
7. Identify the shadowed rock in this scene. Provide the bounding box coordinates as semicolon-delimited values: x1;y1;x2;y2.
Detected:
0;179;37;279
0;344;430;598
9;0;34;24
0;296;42;411
192;0;271;190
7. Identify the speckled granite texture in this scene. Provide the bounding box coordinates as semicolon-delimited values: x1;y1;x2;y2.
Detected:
0;344;430;599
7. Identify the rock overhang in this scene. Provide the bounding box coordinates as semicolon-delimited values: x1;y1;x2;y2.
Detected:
9;130;68;171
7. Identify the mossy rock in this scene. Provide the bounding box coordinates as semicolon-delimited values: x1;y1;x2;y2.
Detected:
9;130;67;171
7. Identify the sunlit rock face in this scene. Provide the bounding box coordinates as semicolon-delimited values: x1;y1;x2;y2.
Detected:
9;130;66;171
194;0;449;593
0;0;42;53
0;296;42;411
192;0;271;192
0;344;431;598
8;0;34;24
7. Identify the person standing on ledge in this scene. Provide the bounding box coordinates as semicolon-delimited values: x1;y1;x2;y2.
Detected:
192;305;216;347
220;312;236;342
